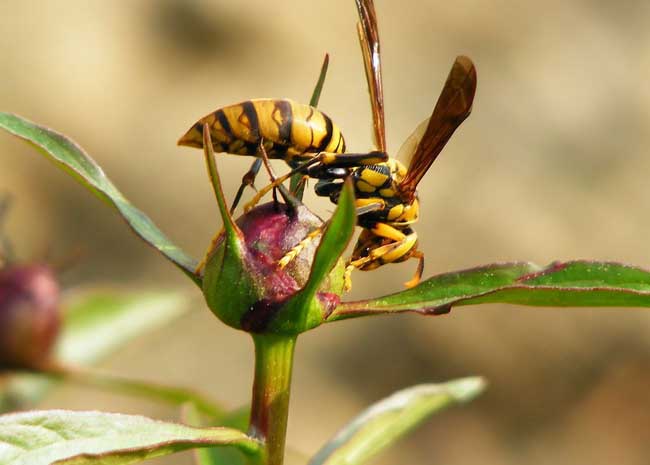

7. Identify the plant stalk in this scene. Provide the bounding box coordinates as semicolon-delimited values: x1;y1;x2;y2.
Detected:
249;333;297;465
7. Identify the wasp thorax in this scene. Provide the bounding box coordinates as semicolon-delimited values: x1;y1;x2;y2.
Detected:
201;202;345;334
0;264;61;370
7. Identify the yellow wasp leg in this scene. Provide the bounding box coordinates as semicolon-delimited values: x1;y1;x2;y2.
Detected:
403;250;424;289
243;157;321;212
244;151;388;212
344;227;420;291
369;222;407;242
278;202;385;273
278;227;324;269
343;241;402;291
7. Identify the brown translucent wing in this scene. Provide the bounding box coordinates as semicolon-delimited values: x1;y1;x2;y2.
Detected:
355;0;386;152
399;56;477;199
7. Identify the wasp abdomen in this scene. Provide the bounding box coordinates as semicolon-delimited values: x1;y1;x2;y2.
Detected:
178;99;345;161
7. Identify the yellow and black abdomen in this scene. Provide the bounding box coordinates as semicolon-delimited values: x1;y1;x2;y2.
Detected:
178;99;345;163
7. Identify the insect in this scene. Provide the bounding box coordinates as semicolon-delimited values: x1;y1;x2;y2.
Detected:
280;0;477;289
178;99;346;165
178;98;387;211
178;95;389;274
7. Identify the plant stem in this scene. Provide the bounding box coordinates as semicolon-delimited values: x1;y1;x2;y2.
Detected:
249;333;297;465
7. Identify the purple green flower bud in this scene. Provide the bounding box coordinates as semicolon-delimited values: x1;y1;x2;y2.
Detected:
0;264;61;369
201;202;345;335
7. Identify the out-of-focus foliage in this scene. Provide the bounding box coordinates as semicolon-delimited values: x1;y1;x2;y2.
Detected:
1;290;190;411
309;378;485;465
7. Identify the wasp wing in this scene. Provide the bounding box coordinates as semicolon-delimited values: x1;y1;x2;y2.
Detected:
355;0;386;152
395;117;429;165
399;56;477;198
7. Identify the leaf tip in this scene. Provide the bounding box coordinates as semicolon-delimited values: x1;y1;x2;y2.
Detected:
445;376;487;402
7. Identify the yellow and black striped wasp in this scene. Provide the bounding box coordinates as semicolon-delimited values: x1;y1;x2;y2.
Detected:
177;62;388;274
178;0;476;289
178;97;389;210
298;0;477;289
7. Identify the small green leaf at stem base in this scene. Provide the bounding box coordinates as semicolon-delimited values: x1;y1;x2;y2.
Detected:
0;112;200;285
308;378;486;465
0;409;261;465
330;260;650;320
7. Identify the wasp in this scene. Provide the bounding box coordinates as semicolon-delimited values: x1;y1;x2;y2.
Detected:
178;99;346;164
178;96;388;274
178;98;387;211
277;0;477;289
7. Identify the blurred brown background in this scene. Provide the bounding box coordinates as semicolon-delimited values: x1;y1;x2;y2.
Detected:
2;0;650;464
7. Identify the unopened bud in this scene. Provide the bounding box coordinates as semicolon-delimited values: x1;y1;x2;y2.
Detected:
0;265;61;369
202;202;345;334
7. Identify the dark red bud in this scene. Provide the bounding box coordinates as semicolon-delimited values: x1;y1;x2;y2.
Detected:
202;202;345;333
0;265;61;369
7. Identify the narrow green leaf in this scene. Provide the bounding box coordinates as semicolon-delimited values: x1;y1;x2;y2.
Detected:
309;53;330;108
309;378;486;465
0;410;260;465
1;290;191;412
201;122;240;242
330;261;650;321
0;112;200;285
290;53;330;199
301;179;356;299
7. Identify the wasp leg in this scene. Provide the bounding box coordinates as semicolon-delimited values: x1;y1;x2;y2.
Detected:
278;227;323;269
403;250;424;288
243;155;322;212
230;159;262;214
345;225;420;290
278;202;384;271
318;150;388;168
244;151;389;212
256;140;303;213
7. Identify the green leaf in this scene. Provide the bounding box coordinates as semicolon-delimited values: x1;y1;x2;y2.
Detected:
0;112;200;285
0;410;260;465
1;290;192;412
300;180;356;299
183;404;252;465
330;260;650;320
308;378;486;465
308;53;330;108
291;53;330;199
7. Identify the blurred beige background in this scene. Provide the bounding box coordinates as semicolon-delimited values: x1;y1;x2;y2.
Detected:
2;0;650;464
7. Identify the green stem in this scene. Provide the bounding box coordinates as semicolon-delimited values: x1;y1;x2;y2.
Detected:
249;334;297;465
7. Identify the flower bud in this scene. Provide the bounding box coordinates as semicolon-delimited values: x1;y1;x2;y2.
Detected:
202;202;345;335
0;265;61;369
